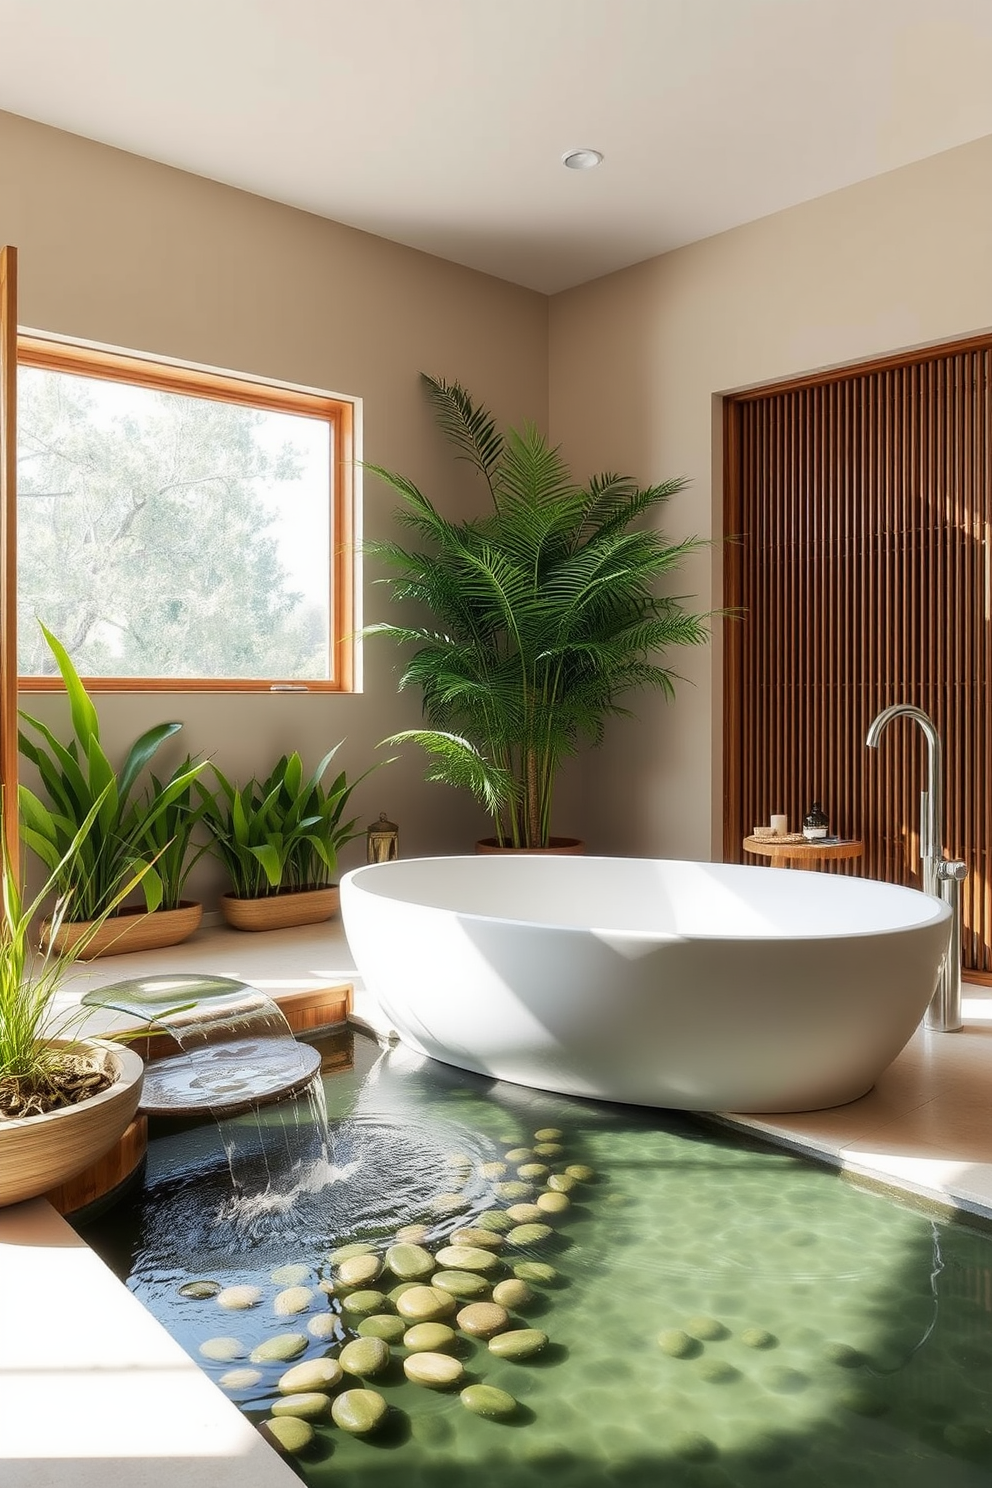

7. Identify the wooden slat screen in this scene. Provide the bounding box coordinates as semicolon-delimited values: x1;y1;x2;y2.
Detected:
724;340;992;976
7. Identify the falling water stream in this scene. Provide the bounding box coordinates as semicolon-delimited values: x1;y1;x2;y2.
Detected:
76;1022;992;1488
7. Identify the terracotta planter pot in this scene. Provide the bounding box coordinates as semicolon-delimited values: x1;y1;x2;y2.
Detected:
475;837;586;855
42;901;203;960
220;885;340;932
0;1038;145;1208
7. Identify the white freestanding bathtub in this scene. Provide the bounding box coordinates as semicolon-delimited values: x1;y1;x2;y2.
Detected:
339;855;952;1113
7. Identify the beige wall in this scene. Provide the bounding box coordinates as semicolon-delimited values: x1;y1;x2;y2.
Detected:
549;132;992;861
0;110;550;901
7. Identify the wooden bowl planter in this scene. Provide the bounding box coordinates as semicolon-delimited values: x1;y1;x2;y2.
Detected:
0;1039;145;1208
219;886;340;932
41;901;203;960
475;838;585;855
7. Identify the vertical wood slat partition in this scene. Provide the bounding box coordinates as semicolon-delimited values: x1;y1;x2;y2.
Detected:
724;338;992;976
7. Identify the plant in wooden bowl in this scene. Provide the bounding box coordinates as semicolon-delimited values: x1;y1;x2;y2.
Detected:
0;801;148;1207
366;374;710;851
198;745;383;931
18;624;207;958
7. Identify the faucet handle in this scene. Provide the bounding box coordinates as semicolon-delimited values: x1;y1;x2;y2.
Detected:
937;859;968;882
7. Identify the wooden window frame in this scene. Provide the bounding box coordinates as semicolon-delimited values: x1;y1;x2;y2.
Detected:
16;334;356;693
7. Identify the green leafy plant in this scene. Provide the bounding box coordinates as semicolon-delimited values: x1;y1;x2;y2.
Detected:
17;624;206;922
198;745;382;900
364;374;710;848
137;758;211;911
0;791;155;1117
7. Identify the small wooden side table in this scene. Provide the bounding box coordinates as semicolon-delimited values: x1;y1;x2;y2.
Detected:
742;835;864;870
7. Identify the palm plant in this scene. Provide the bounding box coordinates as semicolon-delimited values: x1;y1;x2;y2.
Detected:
365;374;710;848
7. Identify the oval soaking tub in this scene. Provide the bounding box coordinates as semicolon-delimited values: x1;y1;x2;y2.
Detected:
340;856;952;1113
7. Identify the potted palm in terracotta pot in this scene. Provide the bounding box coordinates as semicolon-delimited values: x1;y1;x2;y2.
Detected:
18;625;207;958
365;374;710;850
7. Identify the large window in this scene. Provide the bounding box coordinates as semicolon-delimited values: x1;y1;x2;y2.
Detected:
16;337;355;690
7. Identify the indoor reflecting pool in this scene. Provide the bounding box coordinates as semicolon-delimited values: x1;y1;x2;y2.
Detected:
78;1029;992;1487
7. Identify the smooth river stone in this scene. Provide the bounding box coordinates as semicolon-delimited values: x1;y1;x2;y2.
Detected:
505;1203;544;1225
432;1270;491;1300
403;1351;465;1388
741;1328;778;1350
564;1164;595;1181
480;1161;508;1179
488;1328;549;1360
219;1366;263;1389
200;1337;246;1362
385;1243;435;1280
456;1303;510;1339
506;1223;553;1247
307;1314;338;1340
533;1142;564;1157
279;1357;344;1393
179;1280;220;1299
686;1315;729;1342
328;1242;375;1264
546;1174;577;1194
336;1253;383;1287
339;1336;391;1378
430;1193;464;1216
403;1323;457;1353
461;1384;518;1419
394;1224;430;1244
537;1191;570;1215
517;1163;550;1181
388;1282;419;1304
274;1286;313;1316
451;1227;504;1251
216;1285;263;1310
270;1263;312;1286
250;1333;309;1364
495;1181;532;1201
271;1392;331;1420
357;1314;408;1344
396;1284;457;1321
262;1416;314;1454
340;1289;389;1316
331;1388;388;1435
533;1128;563;1141
492;1278;534;1311
435;1245;499;1274
476;1210;514;1233
504;1148;534;1162
512;1261;558;1285
658;1329;700;1359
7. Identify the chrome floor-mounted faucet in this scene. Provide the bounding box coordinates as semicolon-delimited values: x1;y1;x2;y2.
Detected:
866;705;966;1030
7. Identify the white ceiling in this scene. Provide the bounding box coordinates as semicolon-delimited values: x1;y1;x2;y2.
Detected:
2;0;992;294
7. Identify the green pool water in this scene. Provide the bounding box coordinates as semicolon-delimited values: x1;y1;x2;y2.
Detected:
77;1030;992;1487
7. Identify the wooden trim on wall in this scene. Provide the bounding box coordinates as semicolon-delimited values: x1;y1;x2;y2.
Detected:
16;333;358;694
0;247;18;879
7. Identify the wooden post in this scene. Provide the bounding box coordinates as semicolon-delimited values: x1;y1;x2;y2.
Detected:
0;246;17;884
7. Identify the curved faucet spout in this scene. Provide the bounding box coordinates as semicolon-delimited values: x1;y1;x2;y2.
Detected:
865;703;943;896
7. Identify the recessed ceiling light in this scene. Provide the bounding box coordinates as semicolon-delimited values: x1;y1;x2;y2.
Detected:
561;148;603;171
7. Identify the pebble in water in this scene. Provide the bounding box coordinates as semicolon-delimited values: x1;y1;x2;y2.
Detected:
270;1264;311;1286
495;1181;532;1201
506;1223;553;1248
432;1269;491;1300
456;1302;510;1339
476;1210;514;1233
492;1278;534;1311
200;1337;246;1362
564;1164;595;1182
219;1367;263;1389
388;1282;419;1303
385;1242;436;1280
740;1327;778;1349
480;1161;508;1179
695;1358;740;1384
451;1227;504;1251
686;1315;729;1342
512;1261;558;1286
533;1128;563;1141
339;1336;391;1378
461;1384;518;1419
657;1329;700;1359
331;1388;388;1435
274;1286;313;1316
307;1314;338;1340
488;1327;549;1360
340;1289;389;1317
357;1314;408;1344
249;1333;309;1364
179;1280;220;1299
430;1193;464;1216
504;1148;534;1162
403;1351;465;1388
435;1244;500;1273
763;1366;809;1394
546;1174;577;1194
279;1358;344;1393
505;1203;544;1225
396;1284;457;1321
262;1416;314;1455
216;1285;263;1310
335;1253;383;1287
517;1163;550;1181
840;1386;888;1417
403;1322;458;1353
328;1242;375;1264
536;1192;571;1216
824;1341;868;1369
394;1224;430;1244
271;1392;331;1420
533;1142;564;1158
671;1432;719;1463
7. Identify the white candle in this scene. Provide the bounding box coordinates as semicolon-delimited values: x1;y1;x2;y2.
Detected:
770;814;788;836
